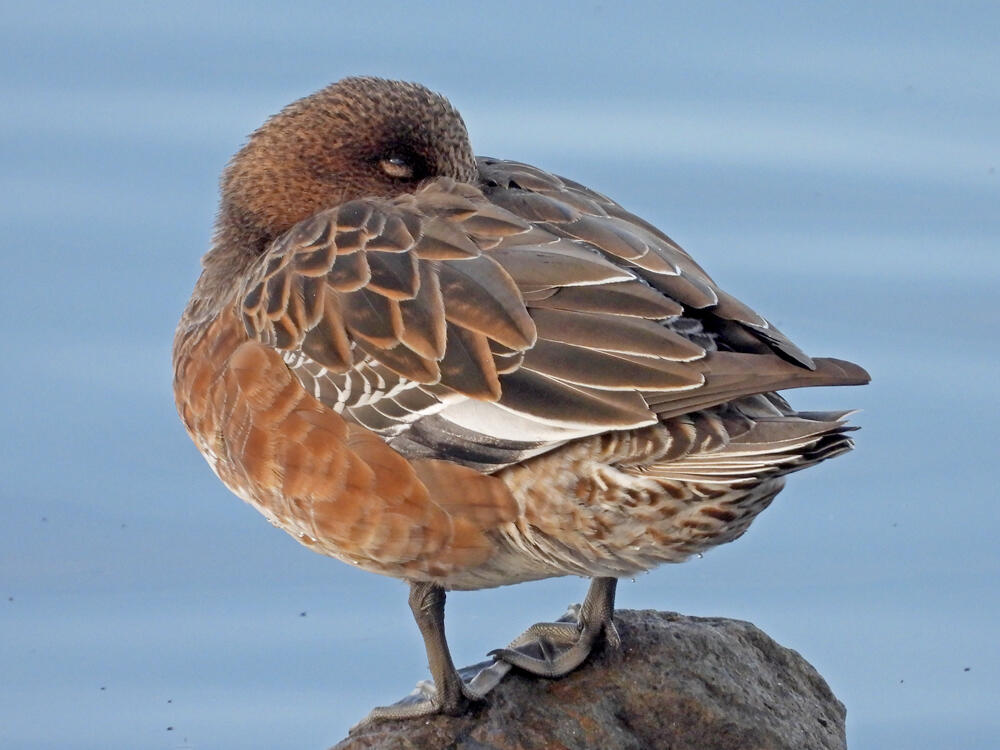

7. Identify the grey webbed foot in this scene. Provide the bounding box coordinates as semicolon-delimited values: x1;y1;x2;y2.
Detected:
352;659;508;729
489;577;620;678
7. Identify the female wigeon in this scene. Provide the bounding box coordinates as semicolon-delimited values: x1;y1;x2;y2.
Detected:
173;77;868;722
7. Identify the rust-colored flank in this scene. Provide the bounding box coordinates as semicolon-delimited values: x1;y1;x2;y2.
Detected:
173;77;869;722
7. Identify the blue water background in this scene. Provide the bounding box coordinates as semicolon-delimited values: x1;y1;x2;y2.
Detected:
2;1;998;747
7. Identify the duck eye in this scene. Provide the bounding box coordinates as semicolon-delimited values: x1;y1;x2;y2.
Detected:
379;155;415;180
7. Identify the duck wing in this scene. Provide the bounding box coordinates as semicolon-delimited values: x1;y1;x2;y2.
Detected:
239;165;867;472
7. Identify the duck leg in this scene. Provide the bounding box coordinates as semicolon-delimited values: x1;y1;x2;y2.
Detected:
489;576;621;678
357;581;491;726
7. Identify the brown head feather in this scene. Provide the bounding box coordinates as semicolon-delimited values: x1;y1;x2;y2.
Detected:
214;77;476;272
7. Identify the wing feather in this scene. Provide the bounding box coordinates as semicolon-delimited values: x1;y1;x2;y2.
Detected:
239;164;867;471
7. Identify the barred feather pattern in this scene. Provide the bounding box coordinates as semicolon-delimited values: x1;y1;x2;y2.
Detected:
471;394;856;586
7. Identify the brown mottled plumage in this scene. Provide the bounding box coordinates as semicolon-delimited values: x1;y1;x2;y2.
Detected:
173;77;869;721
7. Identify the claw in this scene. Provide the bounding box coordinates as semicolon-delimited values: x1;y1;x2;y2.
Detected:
604;618;622;650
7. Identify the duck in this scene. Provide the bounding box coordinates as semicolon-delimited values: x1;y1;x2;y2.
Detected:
172;76;869;722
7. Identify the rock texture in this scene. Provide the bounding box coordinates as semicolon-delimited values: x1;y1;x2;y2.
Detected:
333;609;846;750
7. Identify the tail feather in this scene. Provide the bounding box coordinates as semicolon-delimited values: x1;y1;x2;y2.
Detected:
646;354;869;420
631;401;858;486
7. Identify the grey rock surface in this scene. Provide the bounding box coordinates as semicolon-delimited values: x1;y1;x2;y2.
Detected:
333;609;846;750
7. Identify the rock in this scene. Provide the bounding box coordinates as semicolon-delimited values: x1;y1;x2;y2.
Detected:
332;609;846;750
